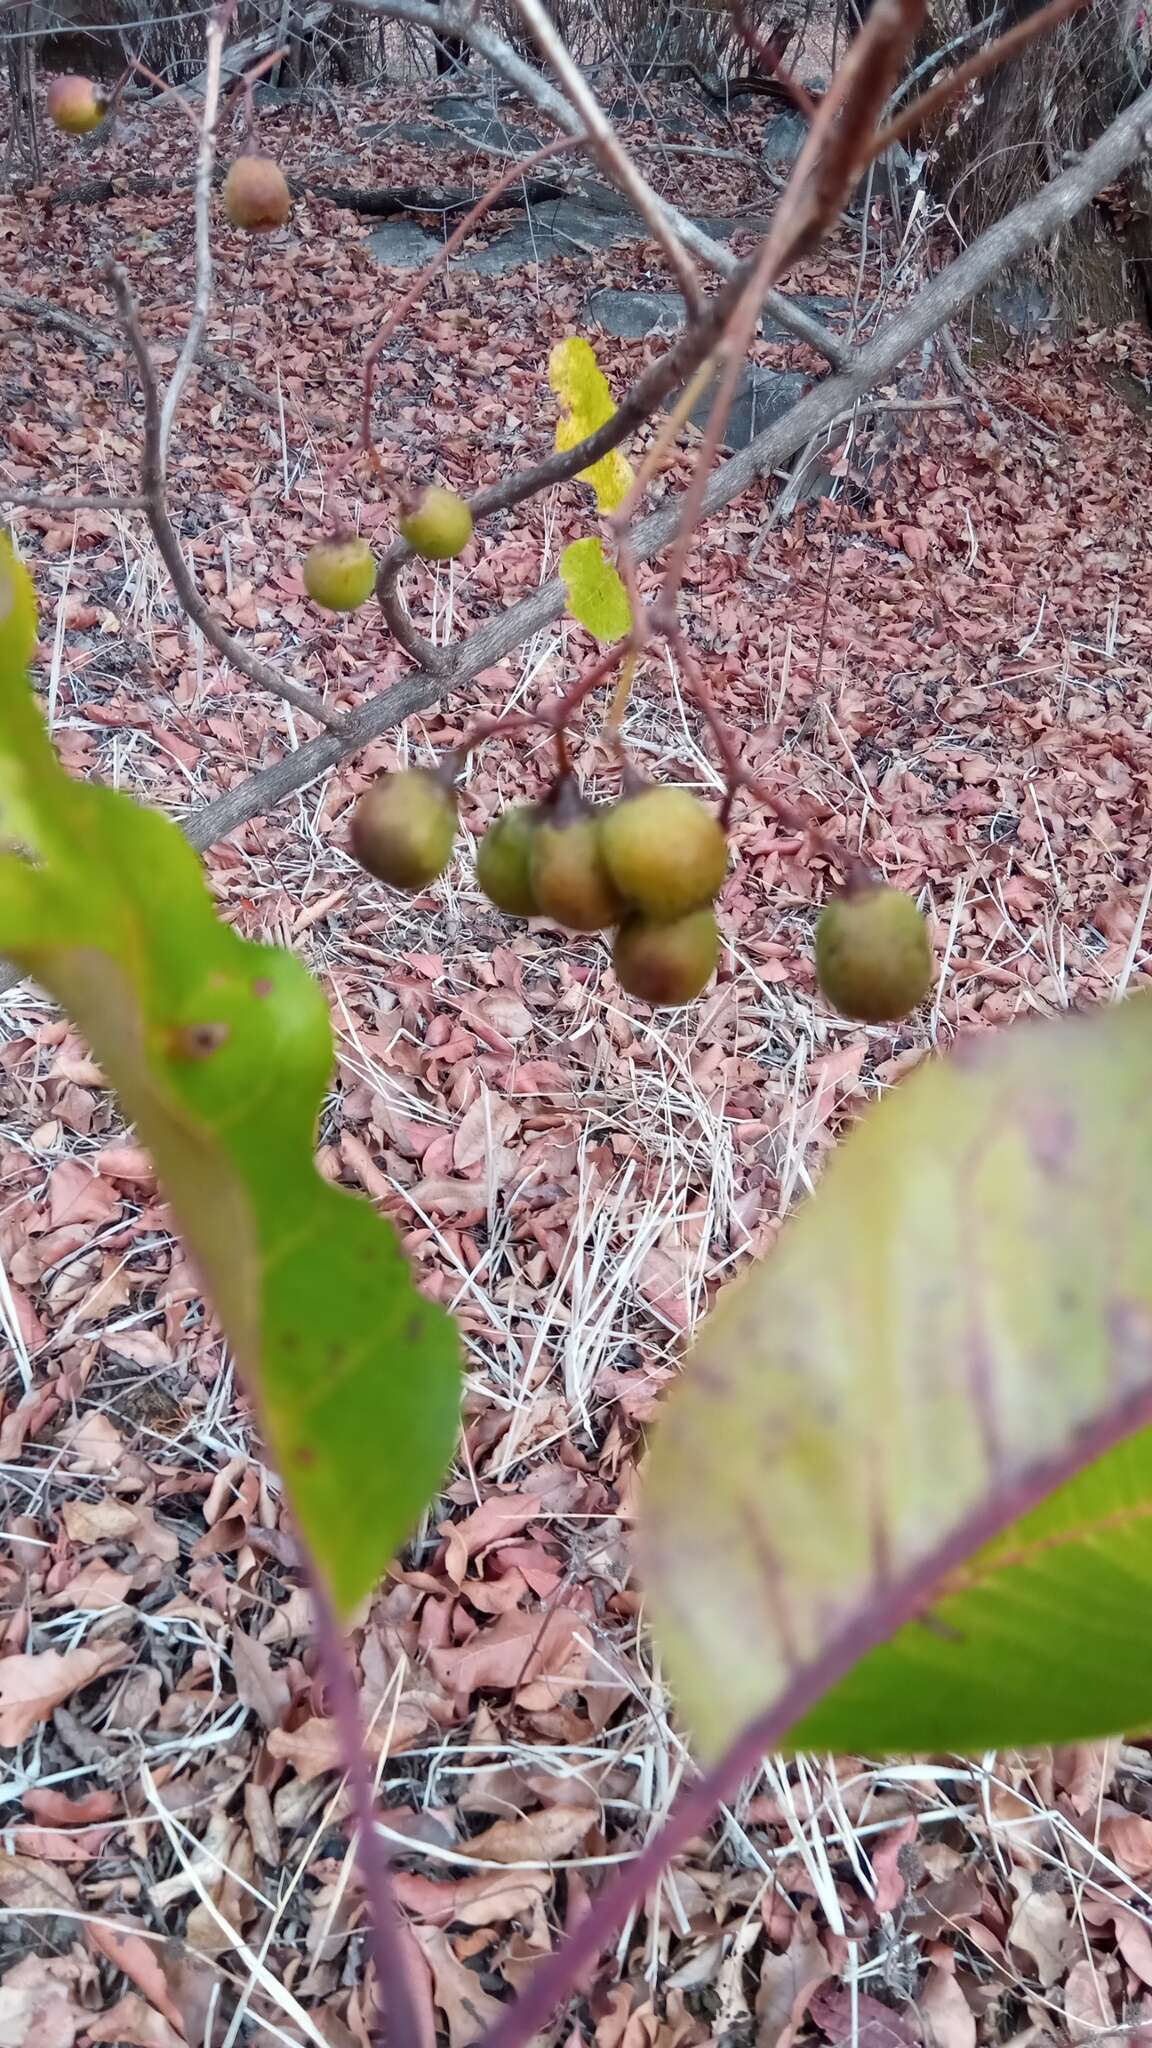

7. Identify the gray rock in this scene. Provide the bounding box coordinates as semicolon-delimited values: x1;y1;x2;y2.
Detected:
428;95;542;153
453;197;640;272
382;120;458;148
761;292;852;344
532;198;638;250
690;367;807;452
986;279;1054;335
763;110;809;164
450;224;543;274
368;220;442;269
584;288;686;337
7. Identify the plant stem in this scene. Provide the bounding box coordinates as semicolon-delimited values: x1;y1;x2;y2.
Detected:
305;1562;422;2048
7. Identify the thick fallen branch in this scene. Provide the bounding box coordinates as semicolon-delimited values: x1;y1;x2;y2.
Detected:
0;288;278;414
39;167;568;219
4;81;1150;1009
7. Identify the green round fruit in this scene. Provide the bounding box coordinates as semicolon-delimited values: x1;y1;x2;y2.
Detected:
399;487;473;562
815;884;933;1024
613;908;719;1007
476;804;541;917
600;785;727;921
47;75;105;134
350;769;457;891
530;785;622;932
303;536;376;612
223;154;292;232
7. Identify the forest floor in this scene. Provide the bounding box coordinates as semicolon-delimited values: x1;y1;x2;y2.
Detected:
5;69;1152;2048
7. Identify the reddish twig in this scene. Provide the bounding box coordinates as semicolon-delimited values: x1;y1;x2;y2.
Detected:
360;134;583;468
872;0;1090;157
305;1562;422;2048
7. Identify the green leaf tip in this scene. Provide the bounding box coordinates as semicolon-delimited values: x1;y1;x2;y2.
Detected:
0;536;461;1616
639;994;1152;1758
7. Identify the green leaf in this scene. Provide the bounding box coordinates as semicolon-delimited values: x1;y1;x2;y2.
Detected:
639;999;1152;1759
559;538;632;643
791;1428;1152;1752
549;336;634;513
0;538;460;1615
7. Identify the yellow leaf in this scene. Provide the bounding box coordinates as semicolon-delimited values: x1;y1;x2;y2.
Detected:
560;539;632;643
549;337;634;513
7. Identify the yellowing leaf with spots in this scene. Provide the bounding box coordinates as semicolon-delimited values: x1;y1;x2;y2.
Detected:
560;538;632;643
549;336;634;512
640;998;1152;1759
0;538;460;1615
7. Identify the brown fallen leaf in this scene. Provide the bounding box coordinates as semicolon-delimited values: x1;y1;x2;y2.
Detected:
58;1410;126;1473
229;1628;290;1731
755;1902;830;2048
1006;1871;1069;1989
462;1804;597;1866
428;1605;587;1708
85;1993;183;2048
809;1982;920;2048
266;1702;429;1782
918;1960;976;2048
1099;1809;1152;1878
410;1924;505;2048
440;1494;542;1587
0;1642;131;1745
87;1921;187;2036
390;1867;551;1928
0;1958;84;2048
1062;1958;1115;2043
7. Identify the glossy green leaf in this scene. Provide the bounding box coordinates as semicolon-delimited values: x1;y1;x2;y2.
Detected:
560;538;632;643
0;539;460;1615
640;1000;1152;1759
790;1426;1152;1752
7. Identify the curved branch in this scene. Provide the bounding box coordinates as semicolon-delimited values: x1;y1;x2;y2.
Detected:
375;555;455;675
106;266;344;735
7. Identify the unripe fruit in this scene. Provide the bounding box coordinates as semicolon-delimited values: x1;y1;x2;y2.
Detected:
223;155;292;232
476;804;541;917
350;769;457;891
303;537;376;612
399;486;473;562
613;907;719;1007
600;784;727;921
815;883;933;1023
47;75;105;134
529;782;622;932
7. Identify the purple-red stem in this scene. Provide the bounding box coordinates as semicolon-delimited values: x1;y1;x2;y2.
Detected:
306;1561;421;2048
477;1379;1152;2048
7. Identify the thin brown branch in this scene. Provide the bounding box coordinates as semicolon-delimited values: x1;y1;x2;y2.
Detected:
105;264;343;734
358;0;852;370
360;134;583;465
508;0;702;311
375;556;455;676
872;0;1090;157
0;287;281;414
654;0;925;618
159;10;224;465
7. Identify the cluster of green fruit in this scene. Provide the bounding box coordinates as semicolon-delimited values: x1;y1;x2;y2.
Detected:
348;768;934;1019
351;771;727;1005
301;500;473;612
